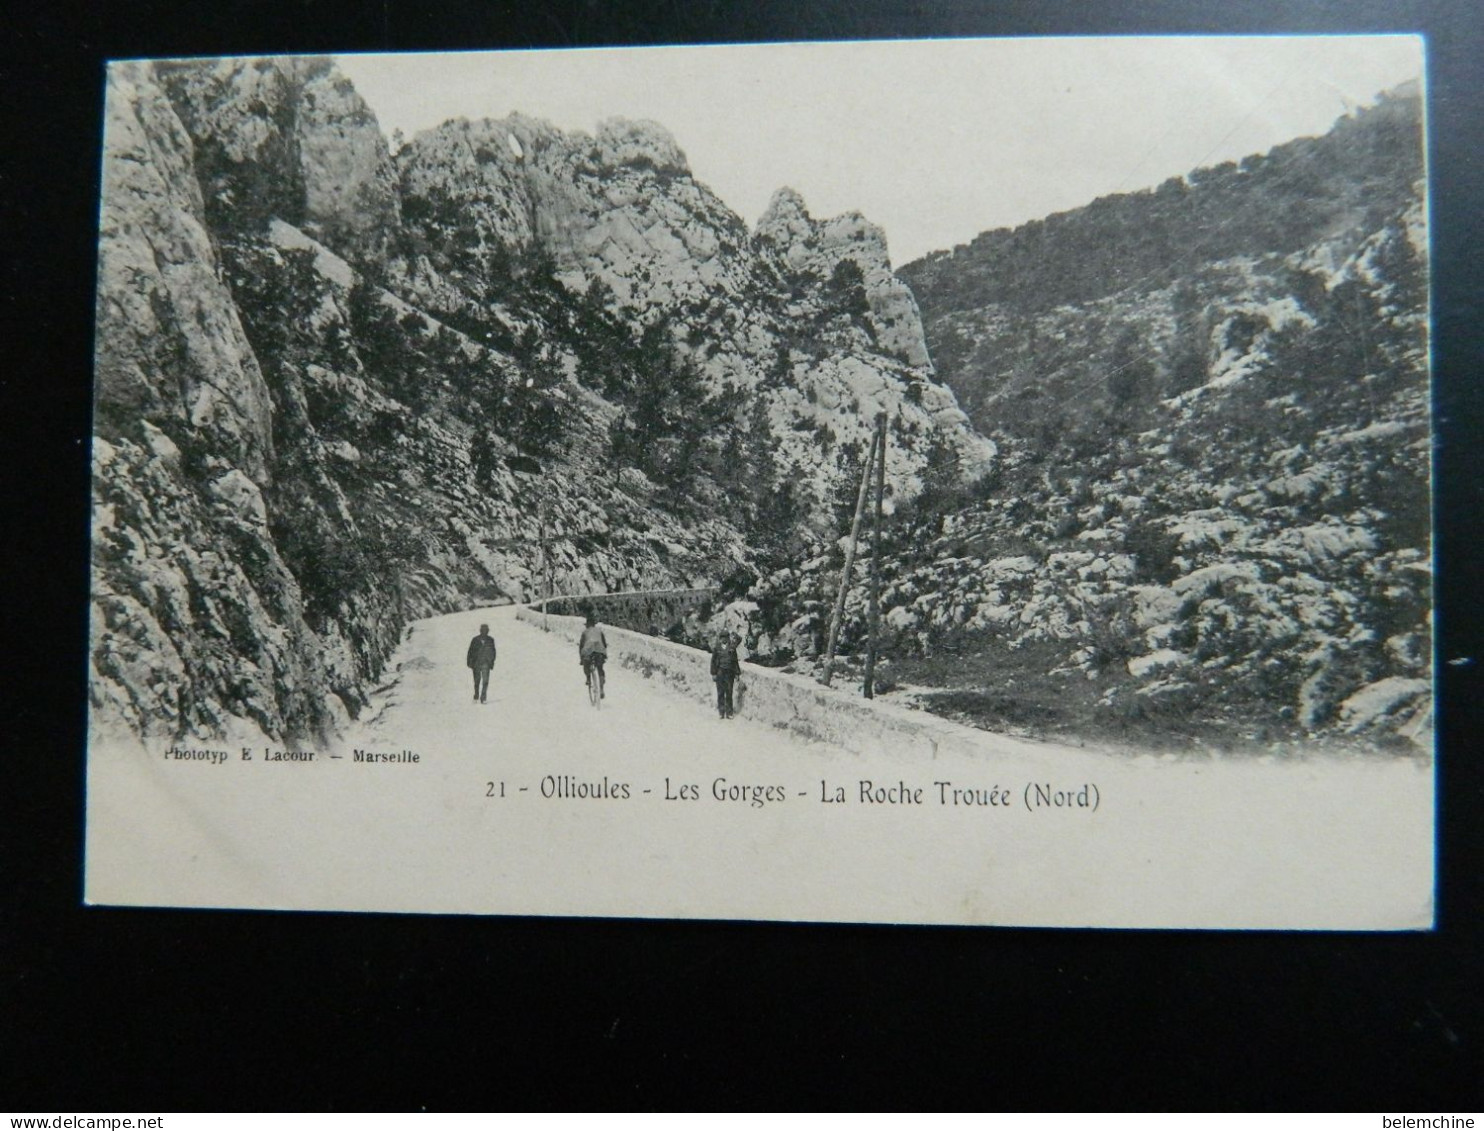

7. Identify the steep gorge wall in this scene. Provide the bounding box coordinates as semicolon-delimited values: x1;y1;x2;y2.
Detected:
90;61;754;745
392;115;994;514
754;92;1433;751
901;85;1426;432
91;64;365;742
155;55;402;261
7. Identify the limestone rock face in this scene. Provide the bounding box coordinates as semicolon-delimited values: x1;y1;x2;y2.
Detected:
90;58;991;746
752;186;815;261
94;62;274;482
593;117;689;172
395;113;550;250
397;113;754;310
91;64;376;742
754;187;934;370
90;432;341;743
156;56;400;260
748;91;1432;751
294;64;403;257
395;117;990;515
91;85;748;743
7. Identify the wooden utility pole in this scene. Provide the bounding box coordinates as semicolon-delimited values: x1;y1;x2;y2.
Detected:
538;498;551;632
863;412;888;699
821;427;880;687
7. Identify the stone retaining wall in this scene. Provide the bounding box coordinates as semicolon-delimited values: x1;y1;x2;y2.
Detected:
541;588;716;637
517;594;1046;765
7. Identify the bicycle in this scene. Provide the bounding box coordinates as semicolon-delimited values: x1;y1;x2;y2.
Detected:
585;656;604;709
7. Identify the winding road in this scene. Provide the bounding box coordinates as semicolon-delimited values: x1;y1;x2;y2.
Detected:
87;604;1434;928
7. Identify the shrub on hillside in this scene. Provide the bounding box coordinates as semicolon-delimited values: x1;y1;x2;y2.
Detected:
1123;519;1184;584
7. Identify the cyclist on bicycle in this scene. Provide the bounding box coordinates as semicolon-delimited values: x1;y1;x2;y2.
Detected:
578;610;607;700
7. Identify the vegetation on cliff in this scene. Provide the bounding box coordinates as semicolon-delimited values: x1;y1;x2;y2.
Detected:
730;89;1431;754
90;57;981;743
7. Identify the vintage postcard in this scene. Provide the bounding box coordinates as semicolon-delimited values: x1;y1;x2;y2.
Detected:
86;36;1433;927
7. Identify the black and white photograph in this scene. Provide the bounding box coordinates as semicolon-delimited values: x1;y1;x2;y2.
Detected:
85;36;1433;928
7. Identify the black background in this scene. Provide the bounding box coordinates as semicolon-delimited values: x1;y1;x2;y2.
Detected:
4;0;1482;1111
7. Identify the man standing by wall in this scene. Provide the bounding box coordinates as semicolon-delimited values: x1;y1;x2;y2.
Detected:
711;632;741;719
467;623;498;704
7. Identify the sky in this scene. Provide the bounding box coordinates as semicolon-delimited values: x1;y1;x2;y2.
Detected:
336;36;1423;267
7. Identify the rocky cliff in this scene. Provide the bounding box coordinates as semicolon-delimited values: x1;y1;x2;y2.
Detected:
93;62;360;742
900;83;1425;431
89;56;988;745
156;56;402;261
96;54;1420;756
387;112;992;516
745;88;1431;754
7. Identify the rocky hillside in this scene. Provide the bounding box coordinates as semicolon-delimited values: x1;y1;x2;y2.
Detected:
89;56;986;745
728;89;1431;754
385;111;991;513
900;81;1424;428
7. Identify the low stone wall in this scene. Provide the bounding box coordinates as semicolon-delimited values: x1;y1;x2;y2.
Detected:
518;594;1043;765
541;588;716;637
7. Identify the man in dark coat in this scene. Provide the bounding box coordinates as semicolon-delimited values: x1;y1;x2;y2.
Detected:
711;632;741;719
467;623;498;703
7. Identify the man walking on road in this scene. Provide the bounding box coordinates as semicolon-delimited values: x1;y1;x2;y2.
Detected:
467;623;498;703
